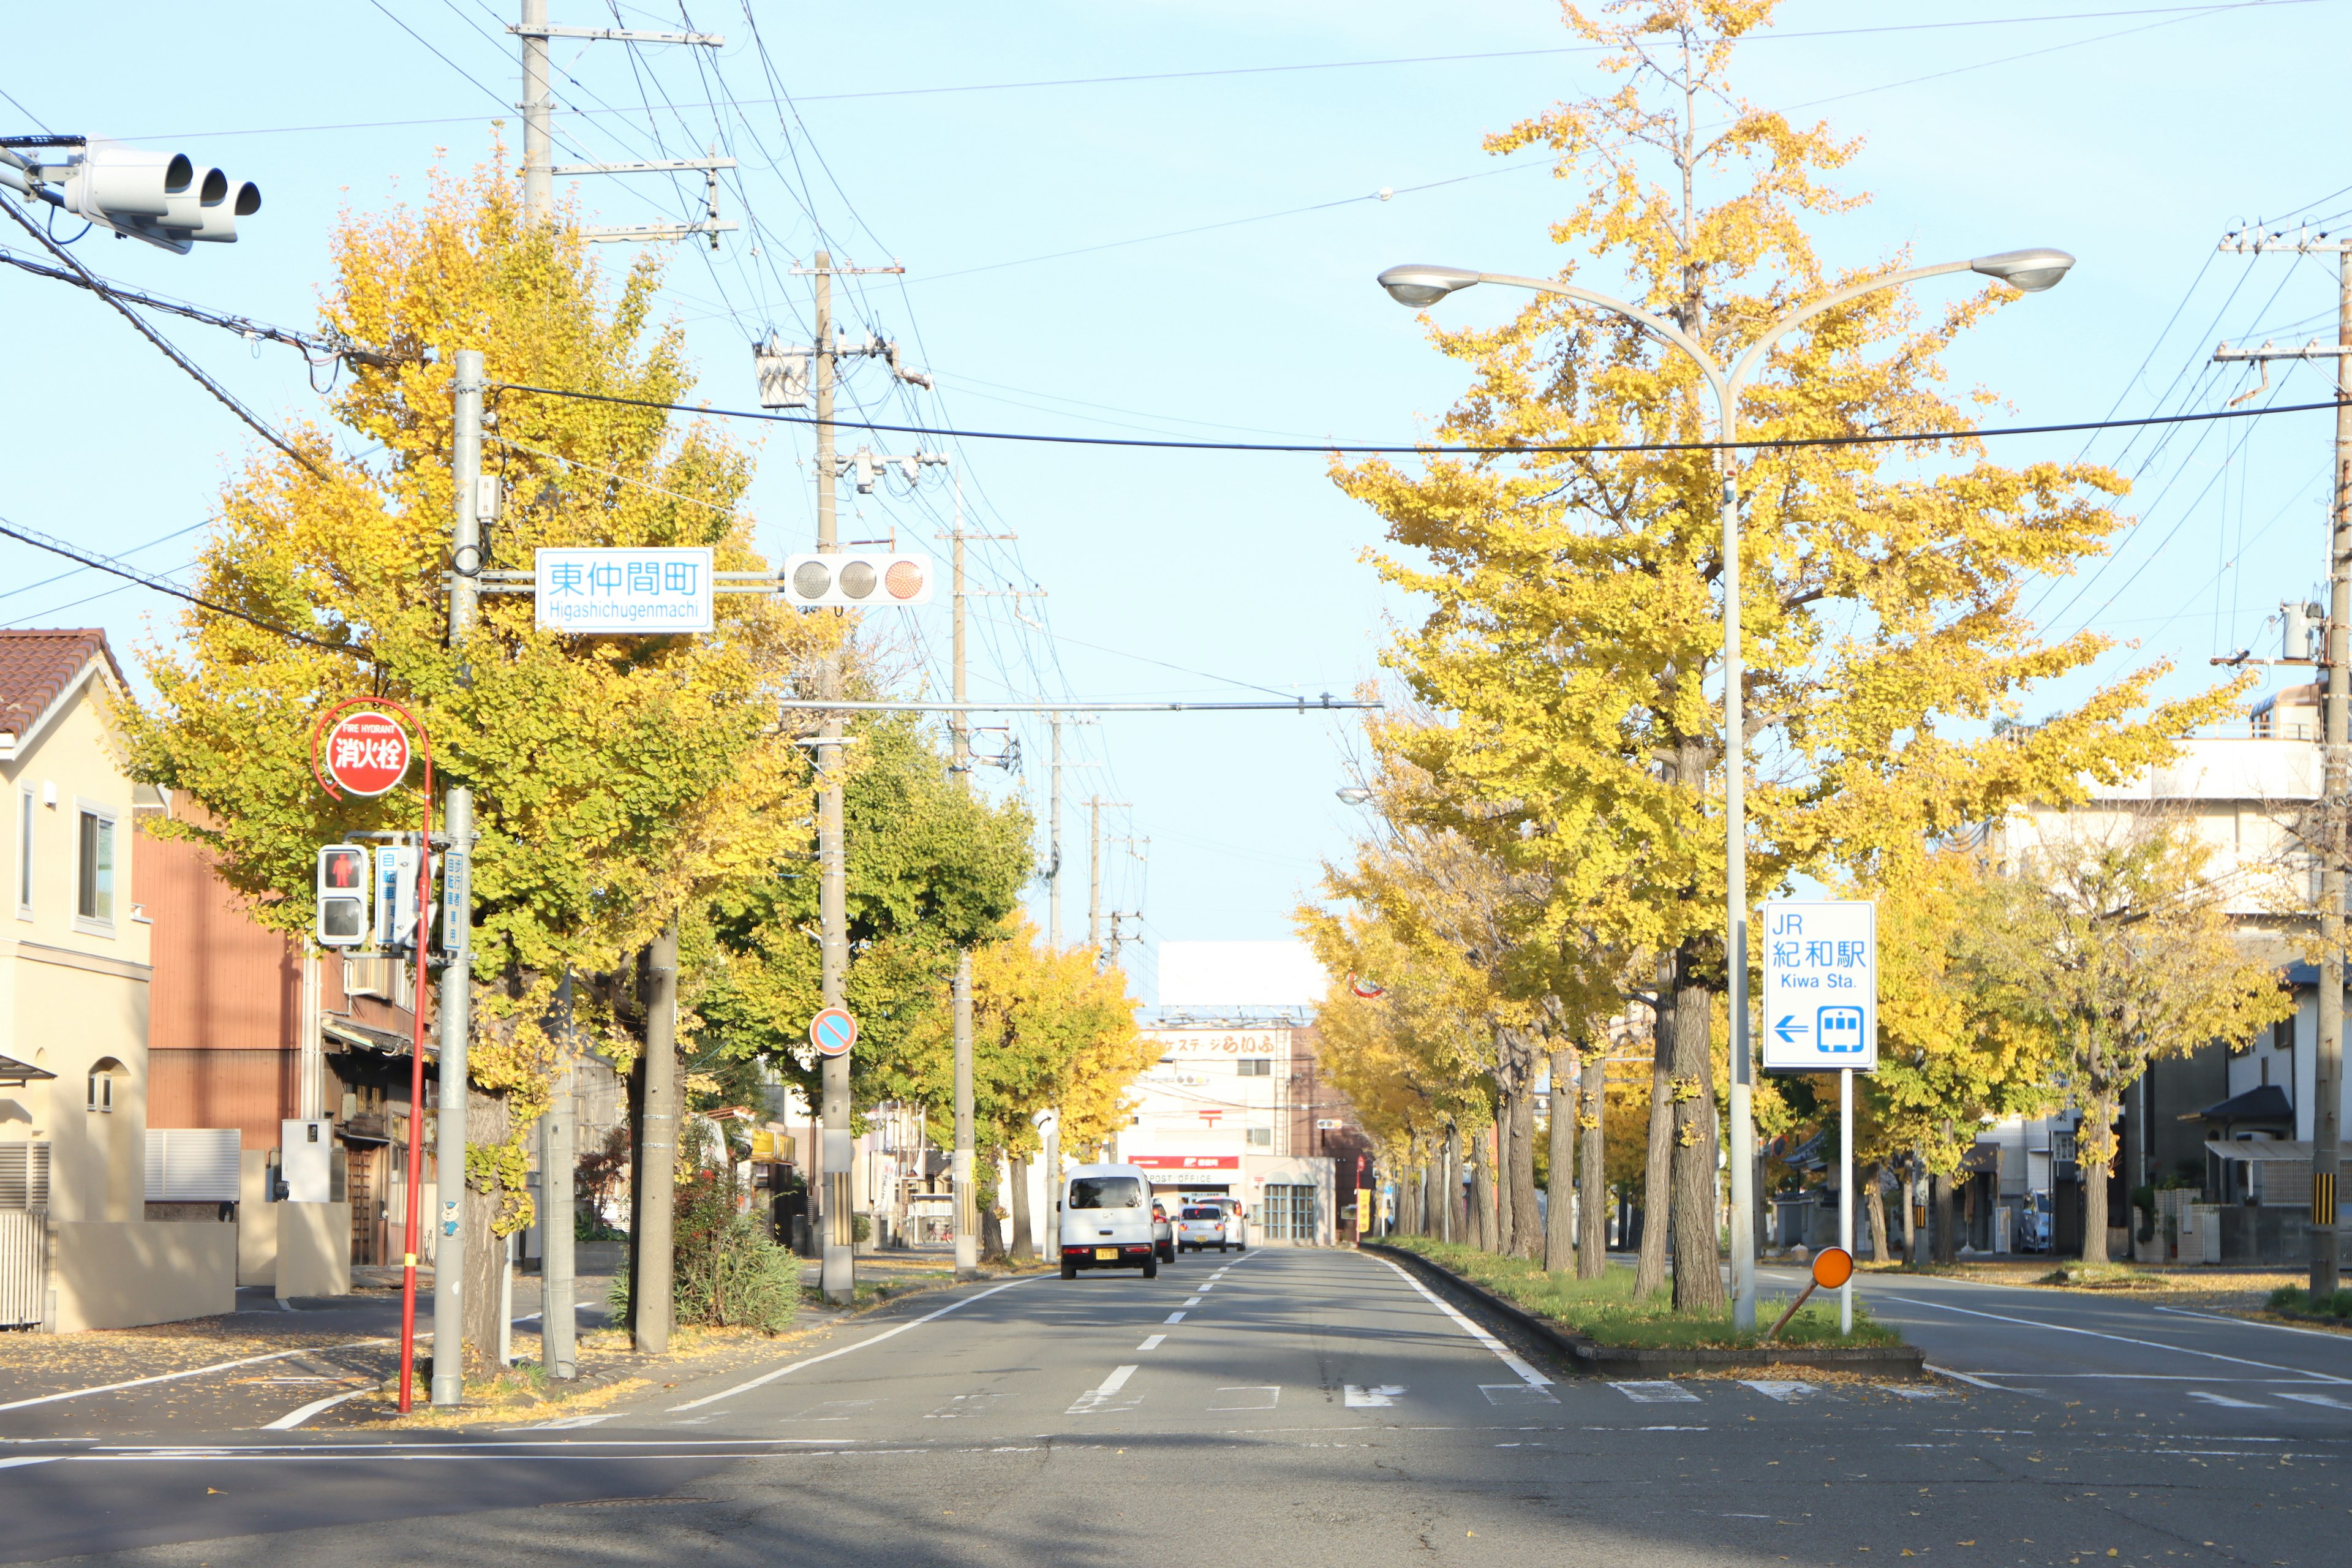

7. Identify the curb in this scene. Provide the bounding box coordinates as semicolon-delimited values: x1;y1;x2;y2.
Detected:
1361;1241;1928;1378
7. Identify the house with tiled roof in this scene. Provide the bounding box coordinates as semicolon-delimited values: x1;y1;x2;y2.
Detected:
0;629;234;1330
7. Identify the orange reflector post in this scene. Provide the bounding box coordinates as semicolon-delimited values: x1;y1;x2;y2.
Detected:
1812;1245;1855;1290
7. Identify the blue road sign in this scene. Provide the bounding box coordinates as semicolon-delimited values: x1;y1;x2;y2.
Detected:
1760;900;1877;1071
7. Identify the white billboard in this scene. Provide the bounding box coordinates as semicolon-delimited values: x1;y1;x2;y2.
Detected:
1155;941;1326;1009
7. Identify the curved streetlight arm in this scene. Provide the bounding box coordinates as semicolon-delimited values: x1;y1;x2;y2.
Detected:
1469;271;1730;412
1723;257;1978;420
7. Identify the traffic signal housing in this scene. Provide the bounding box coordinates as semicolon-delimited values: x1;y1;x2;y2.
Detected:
316;845;370;948
23;143;262;253
780;552;933;608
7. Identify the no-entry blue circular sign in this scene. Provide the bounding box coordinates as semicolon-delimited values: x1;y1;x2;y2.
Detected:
810;1006;858;1058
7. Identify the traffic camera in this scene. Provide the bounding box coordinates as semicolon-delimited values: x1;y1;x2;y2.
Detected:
17;142;262;253
780;552;934;607
315;845;370;948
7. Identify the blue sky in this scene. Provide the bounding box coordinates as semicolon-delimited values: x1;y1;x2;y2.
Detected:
2;1;2346;1001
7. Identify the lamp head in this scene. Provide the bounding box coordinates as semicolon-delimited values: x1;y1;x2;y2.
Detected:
1969;247;2076;293
1376;263;1481;307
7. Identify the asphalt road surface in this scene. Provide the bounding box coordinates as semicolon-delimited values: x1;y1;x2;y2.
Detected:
1;1248;2342;1566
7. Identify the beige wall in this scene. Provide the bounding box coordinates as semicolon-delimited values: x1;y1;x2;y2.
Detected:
274;1202;352;1298
48;1218;235;1333
0;674;153;1223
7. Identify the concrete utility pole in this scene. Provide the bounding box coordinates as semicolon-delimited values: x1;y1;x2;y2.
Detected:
2212;225;2352;1295
1089;797;1102;955
540;975;576;1379
636;923;681;1351
431;349;484;1406
810;252;855;1306
518;0;551;217
948;460;979;1278
1048;716;1063;950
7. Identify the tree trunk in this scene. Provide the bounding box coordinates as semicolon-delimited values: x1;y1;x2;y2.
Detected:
1669;945;1725;1314
1430;1123;1449;1241
978;1152;1008;1262
1635;960;1676;1299
461;1088;513;1374
1863;1161;1890;1264
1545;1047;1577;1272
1009;1154;1033;1261
1509;1087;1542;1259
1908;1161;1929;1267
2081;1101;2113;1264
1472;1129;1497;1252
1931;1167;1958;1265
1578;1052;1607;1278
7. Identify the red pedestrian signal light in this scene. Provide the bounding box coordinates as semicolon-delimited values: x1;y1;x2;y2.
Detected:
316;845;370;947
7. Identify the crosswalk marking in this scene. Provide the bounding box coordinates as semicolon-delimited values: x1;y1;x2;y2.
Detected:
1880;1385;1952;1400
1610;1381;1700;1404
1482;1383;1560;1405
1344;1384;1404;1407
1738;1380;1823;1403
924;1393;1001;1419
2185;1390;2266;1409
1210;1386;1280;1411
1068;1365;1142;1415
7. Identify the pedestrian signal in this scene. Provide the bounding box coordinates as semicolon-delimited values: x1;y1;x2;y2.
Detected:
315;845;370;948
780;552;933;607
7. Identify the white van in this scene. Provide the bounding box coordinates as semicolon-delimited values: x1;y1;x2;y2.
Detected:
1058;1163;1161;1279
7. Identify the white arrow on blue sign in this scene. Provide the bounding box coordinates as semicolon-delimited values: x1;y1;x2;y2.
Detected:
1759;899;1877;1072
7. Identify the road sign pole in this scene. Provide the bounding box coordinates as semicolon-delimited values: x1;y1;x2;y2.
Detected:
1839;1066;1854;1337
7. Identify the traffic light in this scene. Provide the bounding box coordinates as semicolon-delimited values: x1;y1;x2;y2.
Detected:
22;142;262;254
780;552;934;607
315;845;370;948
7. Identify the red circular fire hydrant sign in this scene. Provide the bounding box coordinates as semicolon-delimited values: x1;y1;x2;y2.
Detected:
320;711;413;797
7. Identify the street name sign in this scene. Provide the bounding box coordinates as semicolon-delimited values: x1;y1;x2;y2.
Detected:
1760;899;1877;1071
320;711;412;797
534;547;715;635
810;1006;858;1058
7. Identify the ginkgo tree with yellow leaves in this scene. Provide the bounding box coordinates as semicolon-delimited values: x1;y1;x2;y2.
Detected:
1335;0;2237;1308
123;159;835;1369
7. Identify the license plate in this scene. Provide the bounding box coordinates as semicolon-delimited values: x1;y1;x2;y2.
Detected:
1095;1248;1117;1261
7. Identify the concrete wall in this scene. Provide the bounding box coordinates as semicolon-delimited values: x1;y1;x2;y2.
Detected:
273;1201;351;1298
48;1218;235;1333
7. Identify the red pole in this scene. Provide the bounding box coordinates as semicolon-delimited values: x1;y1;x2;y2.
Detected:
312;697;432;1414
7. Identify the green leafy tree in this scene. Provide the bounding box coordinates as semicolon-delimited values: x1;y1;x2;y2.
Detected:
121;160;832;1367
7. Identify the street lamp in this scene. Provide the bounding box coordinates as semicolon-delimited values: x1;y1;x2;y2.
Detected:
1376;246;2075;1329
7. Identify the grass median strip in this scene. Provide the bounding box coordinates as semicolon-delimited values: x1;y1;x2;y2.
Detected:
1379;1237;1899;1350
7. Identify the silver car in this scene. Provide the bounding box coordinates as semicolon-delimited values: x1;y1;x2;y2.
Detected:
1176;1204;1243;1253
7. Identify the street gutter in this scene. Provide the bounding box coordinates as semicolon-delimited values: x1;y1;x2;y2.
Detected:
1360;1241;1926;1378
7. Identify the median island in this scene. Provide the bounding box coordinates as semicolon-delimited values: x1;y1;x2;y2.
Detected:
1368;1236;1917;1371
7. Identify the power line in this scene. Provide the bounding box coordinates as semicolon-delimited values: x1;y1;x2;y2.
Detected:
488;377;2352;458
0;190;330;481
0;514;364;659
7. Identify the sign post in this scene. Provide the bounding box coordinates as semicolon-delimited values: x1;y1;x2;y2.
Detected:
309;698;432;1409
1762;899;1877;1336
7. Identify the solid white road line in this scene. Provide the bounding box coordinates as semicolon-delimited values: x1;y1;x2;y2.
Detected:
2184;1390;2267;1408
261;1389;369;1431
1921;1363;2008;1390
1365;1254;1551;1387
668;1275;1045;1412
1880;1295;2352;1384
1137;1335;1166;1351
0;1340;393;1414
2154;1303;2352;1343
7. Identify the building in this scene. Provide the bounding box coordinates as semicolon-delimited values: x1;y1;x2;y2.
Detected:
0;630;234;1330
1981;708;2338;1261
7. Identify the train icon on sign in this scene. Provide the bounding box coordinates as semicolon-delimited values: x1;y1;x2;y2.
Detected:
1817;1006;1866;1054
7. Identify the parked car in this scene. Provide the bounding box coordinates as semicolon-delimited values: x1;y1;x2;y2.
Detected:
1176;1205;1240;1253
1058;1163;1161;1279
1152;1202;1176;1263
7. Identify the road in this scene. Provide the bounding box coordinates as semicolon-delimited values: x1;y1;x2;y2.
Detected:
0;1248;2343;1566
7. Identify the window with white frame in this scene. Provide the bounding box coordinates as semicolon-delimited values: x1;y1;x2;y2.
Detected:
1237;1058;1272;1077
15;788;30;916
76;804;116;930
1245;1126;1273;1147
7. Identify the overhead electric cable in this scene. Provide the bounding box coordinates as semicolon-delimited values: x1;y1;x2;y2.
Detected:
0;514;366;658
0;191;331;480
488;379;2352;457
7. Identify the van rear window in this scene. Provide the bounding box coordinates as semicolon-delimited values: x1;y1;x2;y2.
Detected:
1068;1177;1143;1209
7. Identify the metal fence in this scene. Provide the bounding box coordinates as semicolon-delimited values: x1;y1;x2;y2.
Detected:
0;1142;51;1329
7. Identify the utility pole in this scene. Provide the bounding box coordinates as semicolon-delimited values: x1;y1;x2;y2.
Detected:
1049;716;1063;950
2214;223;2352;1295
949;456;978;1278
1089;797;1103;955
540;974;576;1379
636;922;680;1351
431;349;484;1406
811;251;854;1306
